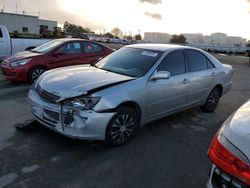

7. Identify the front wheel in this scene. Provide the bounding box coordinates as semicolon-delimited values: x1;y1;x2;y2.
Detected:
105;107;138;146
28;67;46;84
201;87;221;113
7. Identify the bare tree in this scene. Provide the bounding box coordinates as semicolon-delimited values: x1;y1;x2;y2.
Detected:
111;28;123;38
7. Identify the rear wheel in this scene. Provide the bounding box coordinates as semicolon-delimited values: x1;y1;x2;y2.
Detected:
105;107;138;146
28;67;46;84
201;87;221;113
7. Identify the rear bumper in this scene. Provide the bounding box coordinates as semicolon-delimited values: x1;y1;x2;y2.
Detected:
28;89;115;140
207;164;248;188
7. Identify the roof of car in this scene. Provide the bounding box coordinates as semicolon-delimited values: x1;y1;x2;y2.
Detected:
126;43;196;52
55;38;87;42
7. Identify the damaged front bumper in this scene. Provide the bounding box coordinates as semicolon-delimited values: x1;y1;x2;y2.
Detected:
28;89;115;140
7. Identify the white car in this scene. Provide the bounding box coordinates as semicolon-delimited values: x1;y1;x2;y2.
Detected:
207;99;250;187
0;25;50;60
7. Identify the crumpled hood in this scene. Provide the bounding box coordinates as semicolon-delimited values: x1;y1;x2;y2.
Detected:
37;65;133;100
4;51;41;63
222;99;250;158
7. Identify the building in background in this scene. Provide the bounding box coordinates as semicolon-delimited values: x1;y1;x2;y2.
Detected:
182;33;204;44
144;32;171;44
0;12;57;38
143;31;248;53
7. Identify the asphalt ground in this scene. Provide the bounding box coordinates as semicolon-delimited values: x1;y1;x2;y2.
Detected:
0;52;250;188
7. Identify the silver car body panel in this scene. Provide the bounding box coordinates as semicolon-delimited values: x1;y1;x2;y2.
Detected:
35;65;134;100
219;99;250;158
29;44;233;140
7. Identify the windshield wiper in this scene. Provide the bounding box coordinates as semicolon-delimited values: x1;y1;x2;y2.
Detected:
98;67;136;78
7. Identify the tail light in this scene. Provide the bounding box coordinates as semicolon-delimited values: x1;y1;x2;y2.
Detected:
208;132;250;185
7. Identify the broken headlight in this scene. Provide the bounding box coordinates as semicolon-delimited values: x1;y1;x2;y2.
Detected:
64;96;101;111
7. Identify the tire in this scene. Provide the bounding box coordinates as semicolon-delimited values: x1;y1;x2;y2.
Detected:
105;107;138;146
28;67;47;84
201;87;221;113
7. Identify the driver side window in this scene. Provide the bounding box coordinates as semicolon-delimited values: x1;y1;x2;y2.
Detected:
157;50;186;76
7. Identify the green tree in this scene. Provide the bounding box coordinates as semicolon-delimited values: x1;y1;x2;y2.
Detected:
104;32;114;38
124;35;133;40
63;21;94;37
134;34;142;40
170;34;186;44
111;27;123;38
85;27;94;33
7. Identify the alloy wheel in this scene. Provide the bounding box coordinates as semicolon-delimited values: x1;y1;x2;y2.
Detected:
32;68;44;81
111;114;135;143
106;107;138;146
201;87;221;112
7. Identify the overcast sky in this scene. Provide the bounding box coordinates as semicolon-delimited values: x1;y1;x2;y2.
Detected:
0;0;250;39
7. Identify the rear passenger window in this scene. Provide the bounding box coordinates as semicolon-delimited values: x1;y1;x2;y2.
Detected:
0;29;3;38
157;50;186;76
83;42;103;53
187;50;208;72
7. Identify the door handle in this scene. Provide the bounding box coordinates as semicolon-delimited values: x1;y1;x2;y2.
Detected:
182;79;189;84
211;72;216;77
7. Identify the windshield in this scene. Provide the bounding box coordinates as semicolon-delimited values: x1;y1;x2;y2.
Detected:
32;40;64;53
95;47;163;77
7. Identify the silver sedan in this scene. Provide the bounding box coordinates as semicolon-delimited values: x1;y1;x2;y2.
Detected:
28;44;233;146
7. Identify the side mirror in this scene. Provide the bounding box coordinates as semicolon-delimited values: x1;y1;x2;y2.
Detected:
150;71;170;81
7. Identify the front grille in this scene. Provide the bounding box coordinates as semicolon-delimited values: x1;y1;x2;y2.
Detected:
43;109;60;121
36;84;60;103
35;115;56;127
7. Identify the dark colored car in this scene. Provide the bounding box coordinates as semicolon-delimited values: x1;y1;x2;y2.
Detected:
1;38;114;83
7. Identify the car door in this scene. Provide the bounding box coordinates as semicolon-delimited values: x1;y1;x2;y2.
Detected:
146;50;189;120
48;42;82;68
78;42;107;64
185;49;217;105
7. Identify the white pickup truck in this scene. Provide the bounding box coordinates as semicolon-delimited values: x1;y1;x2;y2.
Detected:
0;25;50;60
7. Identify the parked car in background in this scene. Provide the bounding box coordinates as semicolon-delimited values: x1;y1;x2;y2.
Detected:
207;99;250;187
121;39;128;44
28;44;233;146
1;38;114;83
131;40;137;44
111;38;122;44
0;25;50;60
